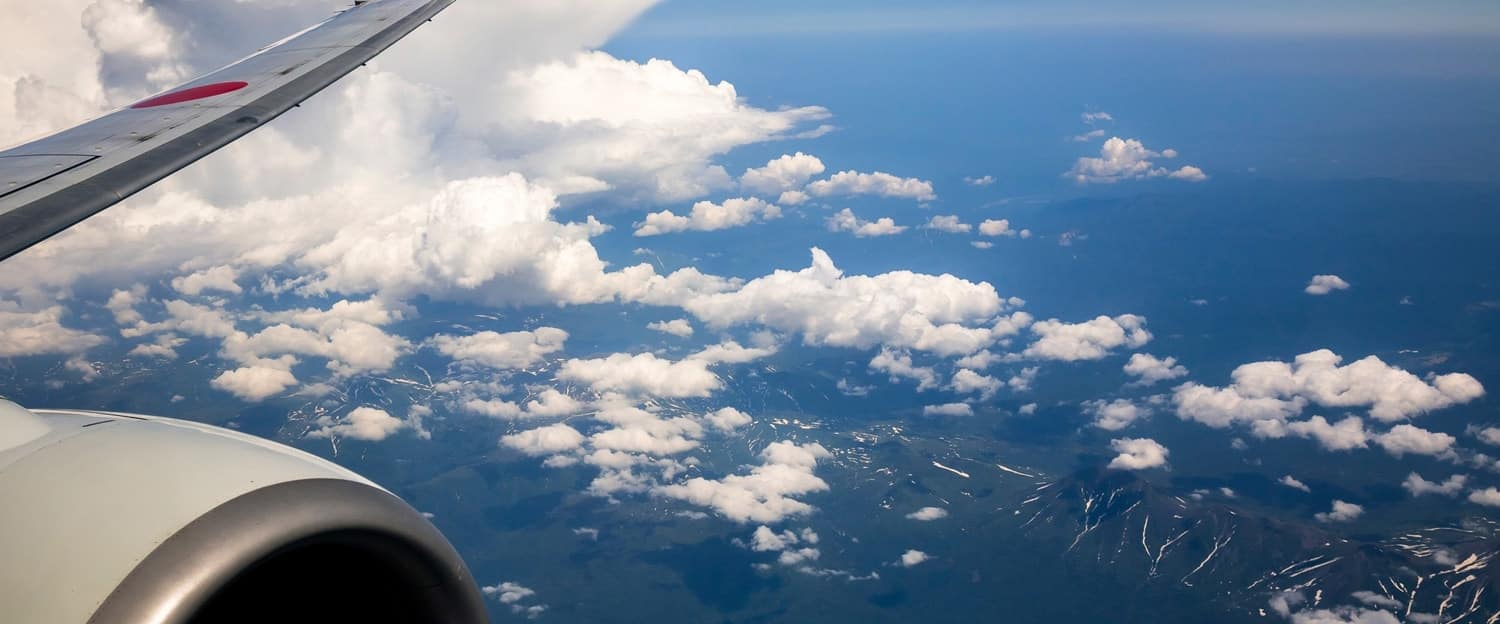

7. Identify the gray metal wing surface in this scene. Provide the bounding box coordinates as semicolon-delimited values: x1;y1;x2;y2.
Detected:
0;0;455;263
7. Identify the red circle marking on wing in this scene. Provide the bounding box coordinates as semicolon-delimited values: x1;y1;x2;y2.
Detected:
130;81;250;109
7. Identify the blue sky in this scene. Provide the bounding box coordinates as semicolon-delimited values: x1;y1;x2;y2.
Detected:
608;3;1500;199
625;0;1500;36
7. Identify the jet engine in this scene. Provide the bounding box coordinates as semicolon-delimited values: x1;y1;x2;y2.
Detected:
0;400;487;623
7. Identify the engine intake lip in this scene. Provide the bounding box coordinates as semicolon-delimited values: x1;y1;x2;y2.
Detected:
87;478;487;624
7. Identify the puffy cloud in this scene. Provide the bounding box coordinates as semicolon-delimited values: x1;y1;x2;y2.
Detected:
703;407;752;432
978;219;1017;237
740;153;825;195
1280;475;1312;493
633;197;782;236
1070;129;1106;142
837;378;873;397
778;190;810;205
292;176;738;307
1087;399;1151;431
0;0;114;147
464;398;523;420
899;550;931;567
482;580;547;617
307;407;407;442
870;349;939;391
0;303;103;357
1473;426;1500;446
79;0;189;100
1314;500;1365;523
906;507;949;521
127;334;186;359
1067;137;1205;184
521;388;585;418
1305;275;1352;296
501;423;587;457
655;441;833;524
971;241;994;250
1374;424;1456;458
492;51;830;202
1289;607;1399;624
949;369;1001;400
590;405;704;456
956;350;1001;370
1286;416;1369;451
559;353;721;398
211;366;297;402
1402;472;1467;497
170;266;242;296
1174;384;1307;431
218;307;410;378
482;581;534;605
647;319;694;337
826;208;906;238
1107;438;1170;470
1007;366;1039;392
922;215;971;233
683;249;1007;356
1168;166;1208;182
433;328;569;370
1024;315;1152;361
749;526;817;552
746;527;821;567
1172;350;1484;434
1123;353;1188;385
689;340;778;365
923;403;974;417
127;299;239;339
964;175;996;187
1468;487;1500;507
807;171;936;202
1271;592;1307;618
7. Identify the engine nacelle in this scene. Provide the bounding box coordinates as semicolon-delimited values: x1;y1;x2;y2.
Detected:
0;400;487;623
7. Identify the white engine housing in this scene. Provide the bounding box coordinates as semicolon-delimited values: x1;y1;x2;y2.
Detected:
0;400;486;623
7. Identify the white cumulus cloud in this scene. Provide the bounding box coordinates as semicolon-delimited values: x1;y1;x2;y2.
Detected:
1123;353;1188;385
923;403;973;417
1468;487;1500;507
826;208;906;237
1280;475;1312;493
683;248;1009;357
502;423;587;457
807;171;936;202
647;319;695;337
307;407;408;442
634;197;782;236
1305;275;1352;296
1314;500;1364;523
655;441;833;524
922;215;971;233
1067;137;1206;184
906;507;949;521
740;152;826;195
1107;437;1170;470
1402;472;1467;497
1173;350;1484;435
1087;398;1151;431
1024;315;1152;361
899;550;931;567
558;352;721;398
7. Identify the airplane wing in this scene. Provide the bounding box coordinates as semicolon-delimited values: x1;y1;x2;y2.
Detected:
0;0;455;263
